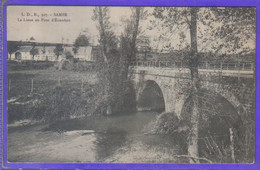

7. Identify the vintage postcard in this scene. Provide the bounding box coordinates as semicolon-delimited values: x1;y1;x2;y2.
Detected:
1;0;259;169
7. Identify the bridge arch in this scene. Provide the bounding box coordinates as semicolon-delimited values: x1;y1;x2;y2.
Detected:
179;88;244;158
136;80;165;112
200;82;247;122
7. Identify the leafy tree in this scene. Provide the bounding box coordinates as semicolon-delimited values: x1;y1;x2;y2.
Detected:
92;6;148;115
152;7;255;162
30;36;35;41
65;51;73;59
92;7;147;115
42;46;46;54
92;7;119;115
93;7;118;63
53;44;64;60
120;7;144;80
73;34;90;54
118;7;148;111
30;47;39;60
7;41;20;60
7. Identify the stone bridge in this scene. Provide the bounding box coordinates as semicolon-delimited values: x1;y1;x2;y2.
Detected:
131;62;255;120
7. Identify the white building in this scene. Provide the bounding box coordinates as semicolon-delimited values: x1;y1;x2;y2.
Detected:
12;46;59;61
13;46;31;60
75;46;94;61
10;42;95;62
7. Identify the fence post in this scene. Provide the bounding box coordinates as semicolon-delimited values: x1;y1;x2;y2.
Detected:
30;79;34;93
229;128;235;163
58;77;61;86
81;79;84;91
242;63;245;70
220;63;222;71
8;79;11;91
159;61;161;67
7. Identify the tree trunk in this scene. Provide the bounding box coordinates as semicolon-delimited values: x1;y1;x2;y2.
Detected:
120;7;141;113
98;7;109;64
97;7;112;114
188;7;200;163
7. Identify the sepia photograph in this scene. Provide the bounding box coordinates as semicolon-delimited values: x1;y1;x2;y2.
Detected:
6;6;255;164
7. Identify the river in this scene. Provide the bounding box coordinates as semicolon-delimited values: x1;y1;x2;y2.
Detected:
7;111;186;163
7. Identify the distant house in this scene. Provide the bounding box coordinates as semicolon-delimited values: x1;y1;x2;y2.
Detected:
75;46;94;61
46;46;58;61
38;46;58;61
8;41;100;62
12;46;58;61
64;46;74;55
13;46;32;60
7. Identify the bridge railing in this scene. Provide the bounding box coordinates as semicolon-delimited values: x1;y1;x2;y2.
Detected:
131;61;254;71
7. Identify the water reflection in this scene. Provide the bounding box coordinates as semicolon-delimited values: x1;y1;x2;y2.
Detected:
94;127;127;161
9;111;186;163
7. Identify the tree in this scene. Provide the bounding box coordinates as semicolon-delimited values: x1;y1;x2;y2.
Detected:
73;34;90;54
30;46;39;60
65;51;73;59
7;41;20;60
92;7;147;115
117;7;148;111
30;36;35;41
53;44;64;60
92;7;120;115
152;7;256;163
152;7;198;158
93;7;118;63
42;46;46;54
120;7;143;80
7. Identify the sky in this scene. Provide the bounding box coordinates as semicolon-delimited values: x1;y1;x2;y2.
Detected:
7;6;133;44
7;6;255;54
6;6;179;50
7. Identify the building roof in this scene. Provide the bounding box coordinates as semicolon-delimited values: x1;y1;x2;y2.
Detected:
17;46;32;52
8;40;73;47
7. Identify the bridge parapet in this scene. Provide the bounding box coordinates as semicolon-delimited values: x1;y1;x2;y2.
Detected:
131;65;254;78
131;61;254;71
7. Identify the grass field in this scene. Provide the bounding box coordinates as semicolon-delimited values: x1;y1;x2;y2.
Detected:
7;68;98;123
8;68;97;98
